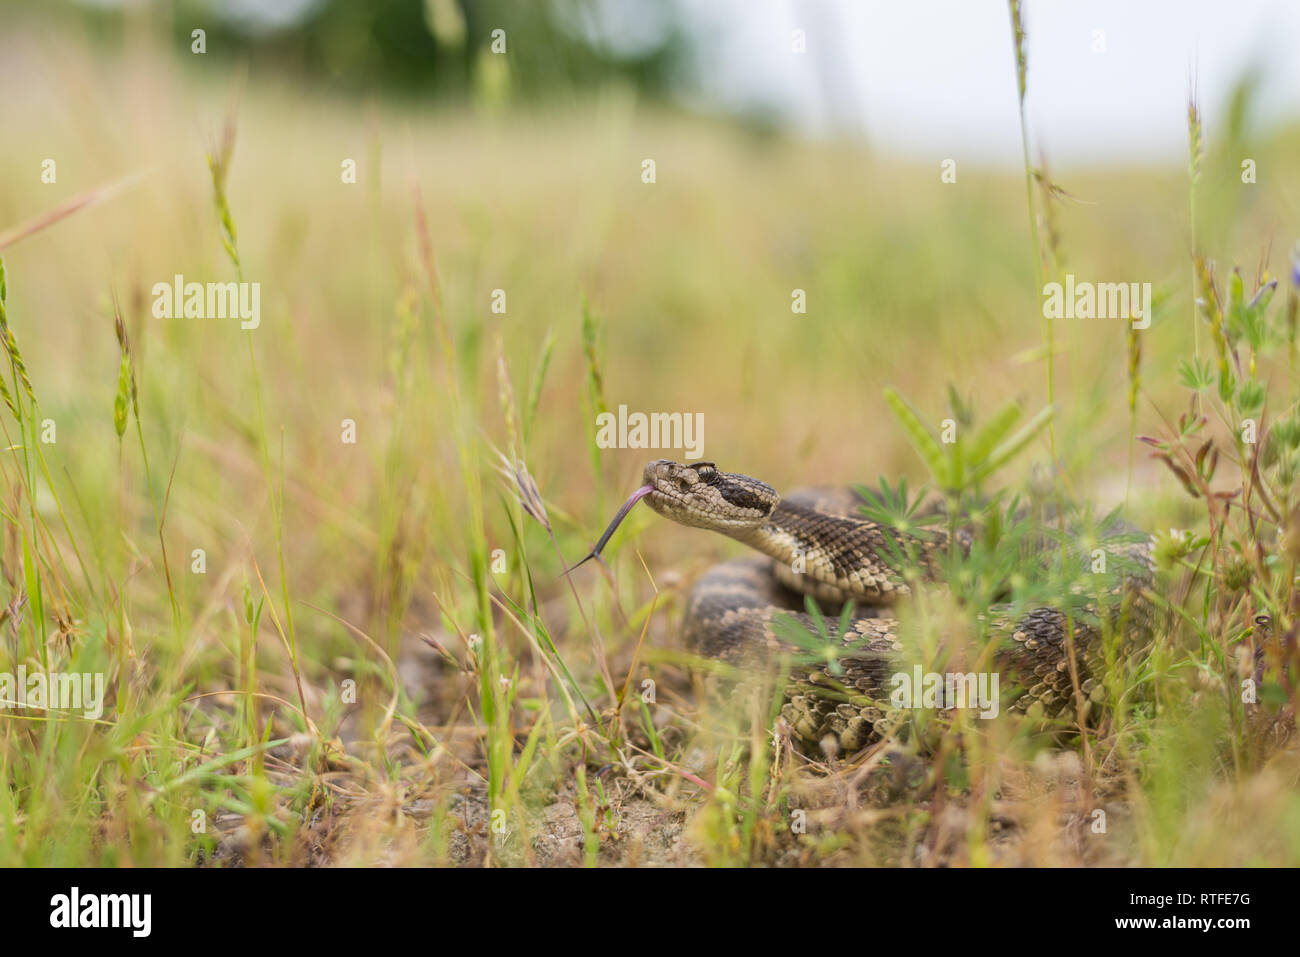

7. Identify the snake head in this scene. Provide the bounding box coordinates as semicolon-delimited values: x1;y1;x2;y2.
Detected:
642;460;779;531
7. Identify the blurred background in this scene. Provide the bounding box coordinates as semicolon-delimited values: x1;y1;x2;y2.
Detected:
9;0;1300;159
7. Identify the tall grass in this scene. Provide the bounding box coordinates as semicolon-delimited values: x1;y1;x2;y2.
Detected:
0;16;1294;867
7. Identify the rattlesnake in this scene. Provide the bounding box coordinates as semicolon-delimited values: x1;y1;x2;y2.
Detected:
590;459;1154;755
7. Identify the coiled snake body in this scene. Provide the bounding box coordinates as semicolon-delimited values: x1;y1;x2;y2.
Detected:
637;460;1154;754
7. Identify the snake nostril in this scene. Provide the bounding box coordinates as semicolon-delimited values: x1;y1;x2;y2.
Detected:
645;460;673;485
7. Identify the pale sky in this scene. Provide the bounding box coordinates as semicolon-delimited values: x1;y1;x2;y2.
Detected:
673;0;1300;165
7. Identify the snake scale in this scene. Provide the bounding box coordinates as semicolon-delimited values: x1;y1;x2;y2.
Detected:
621;459;1155;755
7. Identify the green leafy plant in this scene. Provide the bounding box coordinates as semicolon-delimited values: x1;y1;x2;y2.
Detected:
882;386;1053;498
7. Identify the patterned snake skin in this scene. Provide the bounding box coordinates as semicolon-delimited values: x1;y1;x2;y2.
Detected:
640;460;1154;754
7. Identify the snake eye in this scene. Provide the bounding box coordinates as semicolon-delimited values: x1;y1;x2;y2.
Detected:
695;463;716;481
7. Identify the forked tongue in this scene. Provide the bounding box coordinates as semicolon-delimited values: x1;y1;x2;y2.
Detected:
565;484;654;574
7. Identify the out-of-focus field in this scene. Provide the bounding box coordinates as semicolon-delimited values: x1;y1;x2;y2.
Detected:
0;13;1297;866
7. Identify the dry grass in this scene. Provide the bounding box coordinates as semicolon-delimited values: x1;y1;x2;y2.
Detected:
0;12;1295;866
